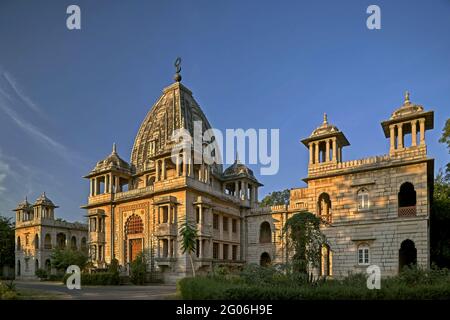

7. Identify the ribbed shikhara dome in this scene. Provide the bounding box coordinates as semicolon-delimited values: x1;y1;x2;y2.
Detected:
130;81;221;174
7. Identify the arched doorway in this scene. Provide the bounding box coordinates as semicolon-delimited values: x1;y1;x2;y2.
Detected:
35;259;39;272
45;259;51;274
125;214;144;263
17;260;21;276
259;222;272;243
56;233;66;249
70;236;77;250
260;252;271;267
399;239;417;272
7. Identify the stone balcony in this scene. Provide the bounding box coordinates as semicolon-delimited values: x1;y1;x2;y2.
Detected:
197;223;212;237
398;206;417;217
156;223;178;236
155;257;177;266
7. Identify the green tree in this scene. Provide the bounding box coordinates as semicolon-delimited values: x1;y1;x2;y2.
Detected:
283;212;327;275
260;189;290;207
179;219;197;277
50;248;88;272
430;119;450;267
438;118;450;179
0;216;15;271
130;253;147;285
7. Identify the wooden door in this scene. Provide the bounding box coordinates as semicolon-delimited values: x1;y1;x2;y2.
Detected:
129;238;142;262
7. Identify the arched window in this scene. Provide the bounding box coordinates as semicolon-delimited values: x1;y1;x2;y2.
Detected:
44;234;52;249
56;233;66;249
260;252;271;267
398;182;416;207
70;236;77;250
321;244;332;276
259;222;272;243
357;244;370;265
398;182;417;217
357;188;370;210
45;259;51;273
17;237;21;250
81;237;87;250
125;215;144;235
35;259;39;272
34;234;39;249
318;193;332;222
90;245;97;260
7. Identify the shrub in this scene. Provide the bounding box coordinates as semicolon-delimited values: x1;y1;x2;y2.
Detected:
0;281;18;300
130;253;147;285
35;268;48;280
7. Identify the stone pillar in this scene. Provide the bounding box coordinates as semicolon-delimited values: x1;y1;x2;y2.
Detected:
182;151;187;177
199;205;203;224
314;141;319;164
176;154;180;176
397;123;403;149
325;139;330;162
199;239;203;258
155;160;160;181
309;142;313;164
89;179;93;196
419;118;425;145
234;181;239;198
161;158;166;180
105;175;109;193
114;176;119;193
332;138;337;162
389;125;395;151
411;120;417;147
94;178;98;195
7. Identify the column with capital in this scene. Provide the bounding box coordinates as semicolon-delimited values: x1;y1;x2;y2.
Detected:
314;141;319;164
325;139;330;162
332;138;337;162
397;123;403;149
419;118;426;145
309;142;313;164
411;120;417;147
389;125;396;151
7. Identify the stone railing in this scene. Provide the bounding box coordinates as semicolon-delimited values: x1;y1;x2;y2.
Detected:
308;146;427;177
115;185;154;201
398;206;417;217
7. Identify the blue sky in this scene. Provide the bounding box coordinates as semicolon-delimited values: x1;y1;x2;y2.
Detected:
0;0;448;222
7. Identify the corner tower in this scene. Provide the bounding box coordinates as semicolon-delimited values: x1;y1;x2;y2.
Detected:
301;113;350;172
381;91;434;157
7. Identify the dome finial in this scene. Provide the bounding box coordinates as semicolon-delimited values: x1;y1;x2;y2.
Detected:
112;142;117;154
174;57;182;82
404;91;410;105
323;113;328;125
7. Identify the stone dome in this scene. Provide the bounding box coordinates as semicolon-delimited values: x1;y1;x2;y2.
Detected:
390;91;424;120
223;159;261;184
15;198;31;211
130;81;221;174
89;143;131;176
34;192;56;207
310;113;340;138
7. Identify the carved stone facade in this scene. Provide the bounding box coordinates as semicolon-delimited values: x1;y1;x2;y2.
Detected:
246;93;434;278
82;70;434;282
14;193;88;279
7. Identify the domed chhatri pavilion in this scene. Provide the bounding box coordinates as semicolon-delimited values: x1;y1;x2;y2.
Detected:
81;63;434;282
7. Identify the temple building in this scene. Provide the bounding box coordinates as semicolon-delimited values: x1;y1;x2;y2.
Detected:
14;193;88;279
82;63;434;282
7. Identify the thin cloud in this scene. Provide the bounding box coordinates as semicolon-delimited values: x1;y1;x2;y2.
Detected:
2;71;43;115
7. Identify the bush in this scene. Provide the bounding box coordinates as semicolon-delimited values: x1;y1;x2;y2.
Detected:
0;281;18;300
178;267;450;300
130;253;147;285
35;268;48;280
